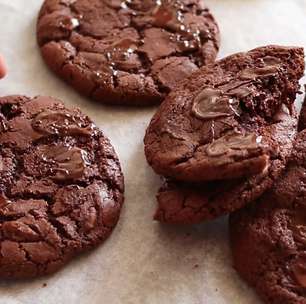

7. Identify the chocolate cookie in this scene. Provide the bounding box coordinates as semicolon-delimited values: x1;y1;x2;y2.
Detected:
144;45;304;182
37;0;220;106
155;111;297;224
229;128;306;304
0;95;124;279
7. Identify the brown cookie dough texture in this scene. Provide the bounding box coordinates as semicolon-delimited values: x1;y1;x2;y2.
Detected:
144;45;304;224
229;126;306;304
0;95;124;279
37;0;220;106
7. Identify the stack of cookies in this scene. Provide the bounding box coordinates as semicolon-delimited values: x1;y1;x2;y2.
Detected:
144;45;305;225
145;42;306;304
144;44;306;303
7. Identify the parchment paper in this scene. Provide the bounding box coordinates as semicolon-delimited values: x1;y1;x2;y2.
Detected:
0;1;305;303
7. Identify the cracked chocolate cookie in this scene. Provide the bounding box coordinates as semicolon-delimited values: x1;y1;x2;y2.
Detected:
229;128;306;304
37;0;220;106
0;95;124;279
154;110;297;223
144;45;304;182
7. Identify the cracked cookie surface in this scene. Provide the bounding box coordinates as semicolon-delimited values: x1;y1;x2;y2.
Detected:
144;45;304;182
37;0;220;106
229;127;306;304
0;95;124;279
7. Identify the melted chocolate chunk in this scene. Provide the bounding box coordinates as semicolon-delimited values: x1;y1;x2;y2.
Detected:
240;56;281;80
191;60;283;123
40;145;90;181
192;88;239;120
107;38;138;62
227;86;253;99
239;65;280;80
152;1;204;51
32;110;95;136
206;132;262;157
262;55;281;66
105;38;139;72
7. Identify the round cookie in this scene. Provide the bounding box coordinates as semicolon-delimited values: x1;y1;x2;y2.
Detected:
154;111;297;224
144;45;304;182
0;95;124;279
229;129;306;304
37;0;220;106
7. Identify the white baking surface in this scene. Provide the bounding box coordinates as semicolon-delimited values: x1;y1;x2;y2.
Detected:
0;0;305;303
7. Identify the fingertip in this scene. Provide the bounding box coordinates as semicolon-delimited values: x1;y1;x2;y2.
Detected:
0;55;7;79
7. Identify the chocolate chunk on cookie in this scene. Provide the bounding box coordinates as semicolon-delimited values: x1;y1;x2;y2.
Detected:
144;45;304;182
155;111;297;223
0;95;124;279
229;129;306;304
37;0;220;106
